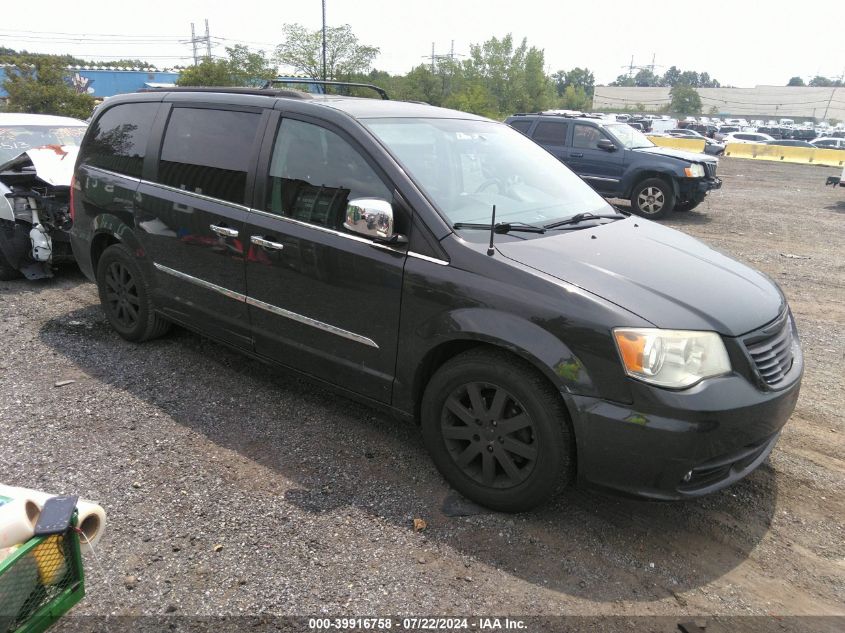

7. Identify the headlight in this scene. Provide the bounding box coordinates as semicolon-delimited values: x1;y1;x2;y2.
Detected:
684;164;705;178
613;328;731;389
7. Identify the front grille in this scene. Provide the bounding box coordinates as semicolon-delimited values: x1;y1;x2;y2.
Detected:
744;313;795;387
704;162;717;178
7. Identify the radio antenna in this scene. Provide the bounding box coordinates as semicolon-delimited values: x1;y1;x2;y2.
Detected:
487;204;496;256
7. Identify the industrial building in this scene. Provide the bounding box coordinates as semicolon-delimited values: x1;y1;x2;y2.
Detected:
0;66;181;100
593;85;845;121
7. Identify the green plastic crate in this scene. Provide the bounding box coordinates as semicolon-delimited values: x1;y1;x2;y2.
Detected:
0;516;85;633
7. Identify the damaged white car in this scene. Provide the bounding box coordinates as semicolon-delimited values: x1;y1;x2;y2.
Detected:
0;114;87;280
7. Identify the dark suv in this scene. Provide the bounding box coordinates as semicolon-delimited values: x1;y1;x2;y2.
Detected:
70;89;802;511
505;113;721;218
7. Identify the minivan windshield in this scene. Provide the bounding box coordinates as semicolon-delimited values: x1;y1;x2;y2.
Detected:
605;123;654;149
363;118;612;227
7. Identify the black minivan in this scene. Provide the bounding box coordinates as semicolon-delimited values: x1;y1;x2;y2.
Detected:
70;88;802;511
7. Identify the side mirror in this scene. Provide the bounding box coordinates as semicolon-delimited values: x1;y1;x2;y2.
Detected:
343;198;407;244
597;139;617;152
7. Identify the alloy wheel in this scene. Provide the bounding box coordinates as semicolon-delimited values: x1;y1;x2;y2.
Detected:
440;382;538;489
637;186;665;214
104;261;140;329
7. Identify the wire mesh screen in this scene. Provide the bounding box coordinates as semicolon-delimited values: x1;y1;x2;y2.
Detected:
0;530;83;633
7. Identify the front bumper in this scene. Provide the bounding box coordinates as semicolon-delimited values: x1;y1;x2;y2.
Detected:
696;176;722;192
565;351;802;500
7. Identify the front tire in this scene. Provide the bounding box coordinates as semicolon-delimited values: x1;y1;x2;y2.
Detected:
0;250;22;281
421;348;573;512
630;178;675;219
675;193;706;212
96;243;170;342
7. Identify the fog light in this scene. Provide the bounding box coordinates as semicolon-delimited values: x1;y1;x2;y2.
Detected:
682;470;693;483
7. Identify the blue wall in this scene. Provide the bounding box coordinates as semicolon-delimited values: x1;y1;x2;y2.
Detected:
0;67;181;98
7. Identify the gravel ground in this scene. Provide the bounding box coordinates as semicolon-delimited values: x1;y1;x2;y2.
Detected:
1;158;843;628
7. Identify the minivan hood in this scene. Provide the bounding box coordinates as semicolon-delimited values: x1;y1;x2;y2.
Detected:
496;218;783;336
634;145;717;164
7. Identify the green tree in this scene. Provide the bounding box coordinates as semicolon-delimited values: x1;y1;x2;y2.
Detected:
177;45;275;87
553;67;595;97
633;68;660;87
787;76;805;86
2;57;94;119
662;65;681;86
461;34;553;117
809;75;842;87
610;74;636;87
275;23;379;80
669;84;701;115
560;85;591;110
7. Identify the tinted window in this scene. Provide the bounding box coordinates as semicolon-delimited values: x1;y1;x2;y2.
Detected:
572;123;604;149
531;121;568;145
158;108;261;205
508;120;533;135
266;119;390;229
82;102;157;178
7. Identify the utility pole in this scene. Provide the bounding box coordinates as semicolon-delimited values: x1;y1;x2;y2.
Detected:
190;23;198;65
205;19;211;59
821;66;845;122
321;0;327;80
431;42;435;72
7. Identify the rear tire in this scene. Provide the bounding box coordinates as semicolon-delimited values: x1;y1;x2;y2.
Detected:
630;178;675;219
421;348;573;512
96;243;170;342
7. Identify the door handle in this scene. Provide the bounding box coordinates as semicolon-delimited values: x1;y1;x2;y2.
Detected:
251;236;284;251
571;152;584;158
210;224;239;238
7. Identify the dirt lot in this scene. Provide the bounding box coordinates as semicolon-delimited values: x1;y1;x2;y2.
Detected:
1;158;843;629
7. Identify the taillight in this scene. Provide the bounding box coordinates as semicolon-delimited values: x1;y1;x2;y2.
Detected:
69;174;76;223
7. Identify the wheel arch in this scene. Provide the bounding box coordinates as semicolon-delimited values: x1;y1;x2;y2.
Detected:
623;169;679;199
89;213;145;274
405;310;597;425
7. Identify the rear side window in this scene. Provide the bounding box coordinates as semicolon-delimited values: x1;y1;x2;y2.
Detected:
508;120;533;135
82;102;158;178
532;121;568;145
158;107;261;205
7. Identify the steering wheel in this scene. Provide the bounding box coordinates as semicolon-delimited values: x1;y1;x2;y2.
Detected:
475;178;504;194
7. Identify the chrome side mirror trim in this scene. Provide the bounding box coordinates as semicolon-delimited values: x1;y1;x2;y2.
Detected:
343;198;396;241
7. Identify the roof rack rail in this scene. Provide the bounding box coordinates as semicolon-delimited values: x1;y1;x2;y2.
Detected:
139;86;313;99
261;78;389;100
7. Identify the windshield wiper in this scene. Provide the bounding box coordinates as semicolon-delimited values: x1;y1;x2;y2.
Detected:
453;221;546;234
544;212;626;229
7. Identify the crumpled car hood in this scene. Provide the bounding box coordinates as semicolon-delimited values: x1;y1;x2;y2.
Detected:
0;145;79;187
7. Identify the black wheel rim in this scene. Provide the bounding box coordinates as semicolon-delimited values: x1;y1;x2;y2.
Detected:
440;382;538;489
104;261;140;329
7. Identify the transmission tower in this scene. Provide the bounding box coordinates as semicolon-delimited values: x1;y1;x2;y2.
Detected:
189;19;212;65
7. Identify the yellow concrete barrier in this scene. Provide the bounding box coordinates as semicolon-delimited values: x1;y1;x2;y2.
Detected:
647;136;706;153
724;143;845;167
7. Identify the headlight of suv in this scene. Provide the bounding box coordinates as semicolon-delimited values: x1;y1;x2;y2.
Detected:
613;328;731;389
684;164;706;178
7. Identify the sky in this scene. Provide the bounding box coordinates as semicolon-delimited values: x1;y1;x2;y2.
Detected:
2;0;843;87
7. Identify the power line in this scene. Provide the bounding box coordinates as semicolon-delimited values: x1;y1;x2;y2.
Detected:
0;27;187;38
